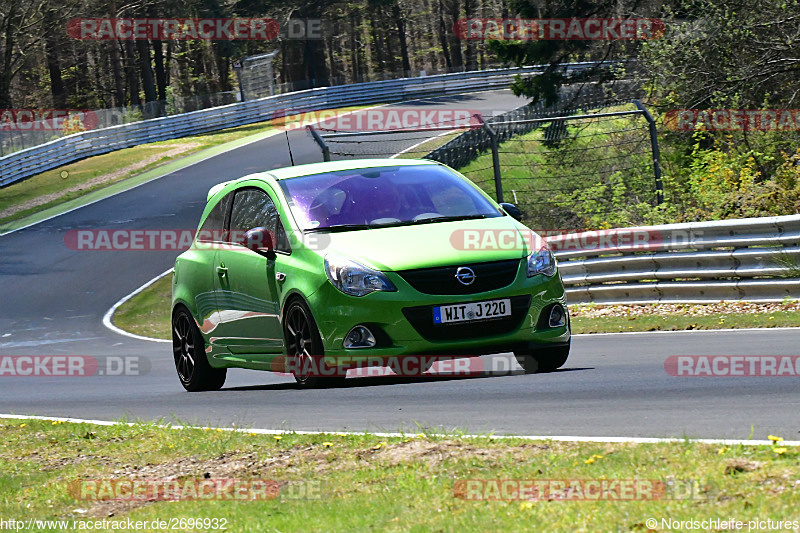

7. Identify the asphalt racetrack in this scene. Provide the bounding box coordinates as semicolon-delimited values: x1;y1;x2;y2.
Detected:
1;90;797;441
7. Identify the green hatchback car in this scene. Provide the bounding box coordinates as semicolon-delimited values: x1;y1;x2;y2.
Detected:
172;159;570;391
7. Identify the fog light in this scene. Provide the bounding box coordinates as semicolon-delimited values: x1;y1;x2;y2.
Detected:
549;304;566;327
344;325;376;349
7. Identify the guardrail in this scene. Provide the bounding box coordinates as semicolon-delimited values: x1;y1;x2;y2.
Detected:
0;62;609;187
552;214;800;303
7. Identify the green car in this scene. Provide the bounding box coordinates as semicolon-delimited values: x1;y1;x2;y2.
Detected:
172;159;570;391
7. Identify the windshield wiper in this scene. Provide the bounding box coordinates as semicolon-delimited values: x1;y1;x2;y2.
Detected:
305;223;372;233
369;214;492;229
414;214;491;224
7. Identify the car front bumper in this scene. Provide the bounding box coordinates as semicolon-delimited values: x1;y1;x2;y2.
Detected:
310;260;570;367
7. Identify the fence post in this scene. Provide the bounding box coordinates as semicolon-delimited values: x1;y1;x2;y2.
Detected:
633;100;664;205
306;125;330;162
478;115;504;203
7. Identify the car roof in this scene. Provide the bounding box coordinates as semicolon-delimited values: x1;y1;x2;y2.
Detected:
261;158;439;181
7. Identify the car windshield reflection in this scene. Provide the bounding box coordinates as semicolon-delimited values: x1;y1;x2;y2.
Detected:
278;164;502;231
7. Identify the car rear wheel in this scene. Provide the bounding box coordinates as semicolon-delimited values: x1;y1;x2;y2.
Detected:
515;342;570;374
283;298;346;389
172;307;227;391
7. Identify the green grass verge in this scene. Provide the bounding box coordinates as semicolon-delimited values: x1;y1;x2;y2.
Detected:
0;106;369;230
1;418;797;532
394;130;464;159
113;274;800;341
571;307;800;333
112;274;173;340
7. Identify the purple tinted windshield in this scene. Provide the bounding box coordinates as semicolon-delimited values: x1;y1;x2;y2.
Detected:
279;164;502;231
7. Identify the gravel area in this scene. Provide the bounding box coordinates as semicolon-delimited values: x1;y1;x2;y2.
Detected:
569;300;800;318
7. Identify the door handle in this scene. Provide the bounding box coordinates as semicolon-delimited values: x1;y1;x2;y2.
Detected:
216;266;228;277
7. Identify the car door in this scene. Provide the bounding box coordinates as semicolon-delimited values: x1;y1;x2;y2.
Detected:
192;190;233;347
213;186;286;355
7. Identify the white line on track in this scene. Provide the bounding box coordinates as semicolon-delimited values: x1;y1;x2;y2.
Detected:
390;130;456;158
573;326;800;337
102;268;174;343
0;413;795;446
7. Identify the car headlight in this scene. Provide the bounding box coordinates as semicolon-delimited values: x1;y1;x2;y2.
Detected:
324;254;397;296
527;247;557;277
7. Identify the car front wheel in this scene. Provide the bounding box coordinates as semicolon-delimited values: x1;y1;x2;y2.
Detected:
514;342;570;374
283;298;346;389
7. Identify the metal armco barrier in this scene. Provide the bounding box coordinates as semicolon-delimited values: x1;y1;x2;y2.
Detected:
0;62;607;187
552;214;800;303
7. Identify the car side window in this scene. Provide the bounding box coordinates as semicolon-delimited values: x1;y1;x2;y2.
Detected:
197;191;233;242
228;187;291;253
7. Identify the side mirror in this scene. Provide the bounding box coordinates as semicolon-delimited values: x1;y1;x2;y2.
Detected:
240;227;276;259
499;202;523;222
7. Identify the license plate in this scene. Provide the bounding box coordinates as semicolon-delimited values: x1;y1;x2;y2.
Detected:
433;299;511;324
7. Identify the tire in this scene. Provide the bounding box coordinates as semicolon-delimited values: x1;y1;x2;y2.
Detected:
514;342;570;374
172;307;226;391
283;298;346;389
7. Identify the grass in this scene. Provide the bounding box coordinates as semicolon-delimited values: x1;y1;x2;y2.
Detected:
571;310;800;333
1;418;797;532
112;274;172;340
0;106;369;227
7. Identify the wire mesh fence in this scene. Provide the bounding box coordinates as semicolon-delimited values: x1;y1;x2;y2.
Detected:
309;85;661;231
461;108;658;230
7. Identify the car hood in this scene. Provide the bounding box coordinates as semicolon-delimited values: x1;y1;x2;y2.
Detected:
317;216;535;271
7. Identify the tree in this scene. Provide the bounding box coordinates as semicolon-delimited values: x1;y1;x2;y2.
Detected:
642;0;800;109
488;0;659;106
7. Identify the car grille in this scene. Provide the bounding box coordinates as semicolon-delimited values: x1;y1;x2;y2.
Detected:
397;258;521;295
402;295;532;342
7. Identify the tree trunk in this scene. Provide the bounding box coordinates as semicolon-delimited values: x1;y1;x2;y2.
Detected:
123;38;141;107
152;40;167;102
445;0;463;70
110;41;126;108
438;0;452;70
462;0;478;70
392;3;412;76
282;5;331;88
43;12;66;108
136;38;158;116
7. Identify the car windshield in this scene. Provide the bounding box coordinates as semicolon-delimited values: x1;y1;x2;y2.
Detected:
278;164;503;231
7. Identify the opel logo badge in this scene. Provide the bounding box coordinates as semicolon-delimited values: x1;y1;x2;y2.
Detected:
455;266;476;286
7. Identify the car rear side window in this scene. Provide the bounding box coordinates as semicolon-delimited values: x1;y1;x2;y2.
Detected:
197;191;233;242
229;187;291;253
